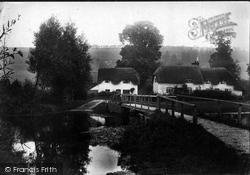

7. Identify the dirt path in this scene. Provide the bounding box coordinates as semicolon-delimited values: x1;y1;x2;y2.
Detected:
175;112;249;155
198;118;250;155
166;110;250;155
70;99;105;112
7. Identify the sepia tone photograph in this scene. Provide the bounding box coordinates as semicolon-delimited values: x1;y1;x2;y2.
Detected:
0;1;249;174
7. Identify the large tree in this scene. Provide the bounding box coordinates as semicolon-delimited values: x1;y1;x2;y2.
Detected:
169;54;178;65
116;21;163;88
161;51;171;65
27;16;92;100
209;31;241;80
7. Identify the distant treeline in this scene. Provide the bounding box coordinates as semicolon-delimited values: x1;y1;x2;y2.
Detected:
6;46;250;81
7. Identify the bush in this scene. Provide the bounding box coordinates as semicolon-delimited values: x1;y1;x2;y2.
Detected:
190;89;242;100
97;91;117;98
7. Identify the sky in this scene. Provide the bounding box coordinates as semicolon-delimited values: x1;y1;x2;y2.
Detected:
0;1;249;49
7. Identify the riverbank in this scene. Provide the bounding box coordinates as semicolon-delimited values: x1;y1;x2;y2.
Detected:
90;102;250;174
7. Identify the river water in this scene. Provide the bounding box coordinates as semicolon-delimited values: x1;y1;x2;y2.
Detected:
10;112;125;175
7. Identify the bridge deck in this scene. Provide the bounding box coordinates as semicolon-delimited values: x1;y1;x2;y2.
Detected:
122;103;194;122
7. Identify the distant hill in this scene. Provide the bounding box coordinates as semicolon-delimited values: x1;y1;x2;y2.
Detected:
3;46;249;82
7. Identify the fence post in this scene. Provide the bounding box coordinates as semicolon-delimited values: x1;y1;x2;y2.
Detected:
180;103;184;118
165;100;168;114
157;95;160;110
141;96;142;109
237;104;242;125
217;100;221;117
193;105;197;124
134;95;136;109
148;95;150;110
171;101;175;117
130;95;132;106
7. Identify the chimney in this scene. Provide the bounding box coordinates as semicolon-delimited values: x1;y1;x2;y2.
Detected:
191;57;199;66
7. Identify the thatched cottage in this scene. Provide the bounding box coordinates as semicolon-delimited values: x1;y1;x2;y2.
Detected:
90;68;140;94
153;65;245;96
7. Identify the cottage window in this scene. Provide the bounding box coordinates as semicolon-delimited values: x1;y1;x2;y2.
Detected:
123;80;130;84
188;87;192;94
105;80;110;83
123;89;130;94
116;89;121;94
166;87;173;93
105;89;110;92
215;88;220;91
185;79;193;83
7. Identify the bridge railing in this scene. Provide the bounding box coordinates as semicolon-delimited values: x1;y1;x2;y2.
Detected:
176;94;250;125
159;95;197;124
110;94;197;124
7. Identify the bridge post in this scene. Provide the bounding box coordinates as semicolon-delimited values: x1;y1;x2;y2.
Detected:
148;95;150;110
165;100;168;114
134;95;136;109
140;96;142;109
129;95;132;107
180;103;184;118
237;104;242;125
171;101;175;117
193;105;197;124
157;95;160;110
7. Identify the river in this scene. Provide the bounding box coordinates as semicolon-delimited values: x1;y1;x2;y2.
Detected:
8;111;127;175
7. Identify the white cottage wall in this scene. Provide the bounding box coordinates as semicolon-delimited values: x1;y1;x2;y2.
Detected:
211;83;242;96
98;81;138;94
153;81;242;96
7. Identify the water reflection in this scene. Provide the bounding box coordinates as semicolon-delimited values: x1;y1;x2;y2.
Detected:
7;112;91;174
9;112;124;175
86;145;122;175
34;112;91;174
1;110;130;175
13;141;36;158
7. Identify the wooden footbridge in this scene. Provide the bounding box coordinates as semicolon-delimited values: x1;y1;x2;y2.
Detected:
109;94;198;124
109;94;250;126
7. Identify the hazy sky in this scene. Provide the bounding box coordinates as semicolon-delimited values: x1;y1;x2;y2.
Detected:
1;2;249;49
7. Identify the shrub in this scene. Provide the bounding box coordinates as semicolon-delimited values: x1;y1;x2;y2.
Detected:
97;91;117;98
190;89;242;100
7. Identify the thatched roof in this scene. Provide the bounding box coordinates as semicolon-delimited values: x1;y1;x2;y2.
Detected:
200;68;245;91
153;66;245;91
98;68;140;85
153;66;204;84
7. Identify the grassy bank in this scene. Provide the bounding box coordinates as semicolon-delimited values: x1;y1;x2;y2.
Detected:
90;102;250;174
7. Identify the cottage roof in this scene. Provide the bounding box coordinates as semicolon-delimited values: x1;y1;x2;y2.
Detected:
153;66;245;91
153;66;204;84
200;67;245;91
98;68;140;85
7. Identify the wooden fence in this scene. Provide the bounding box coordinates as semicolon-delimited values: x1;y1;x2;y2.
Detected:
176;94;250;125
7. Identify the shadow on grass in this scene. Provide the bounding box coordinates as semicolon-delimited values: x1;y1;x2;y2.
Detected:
109;110;250;174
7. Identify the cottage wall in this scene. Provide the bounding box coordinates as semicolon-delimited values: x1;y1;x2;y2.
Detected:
154;83;202;95
98;81;138;94
153;81;242;96
211;83;242;96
